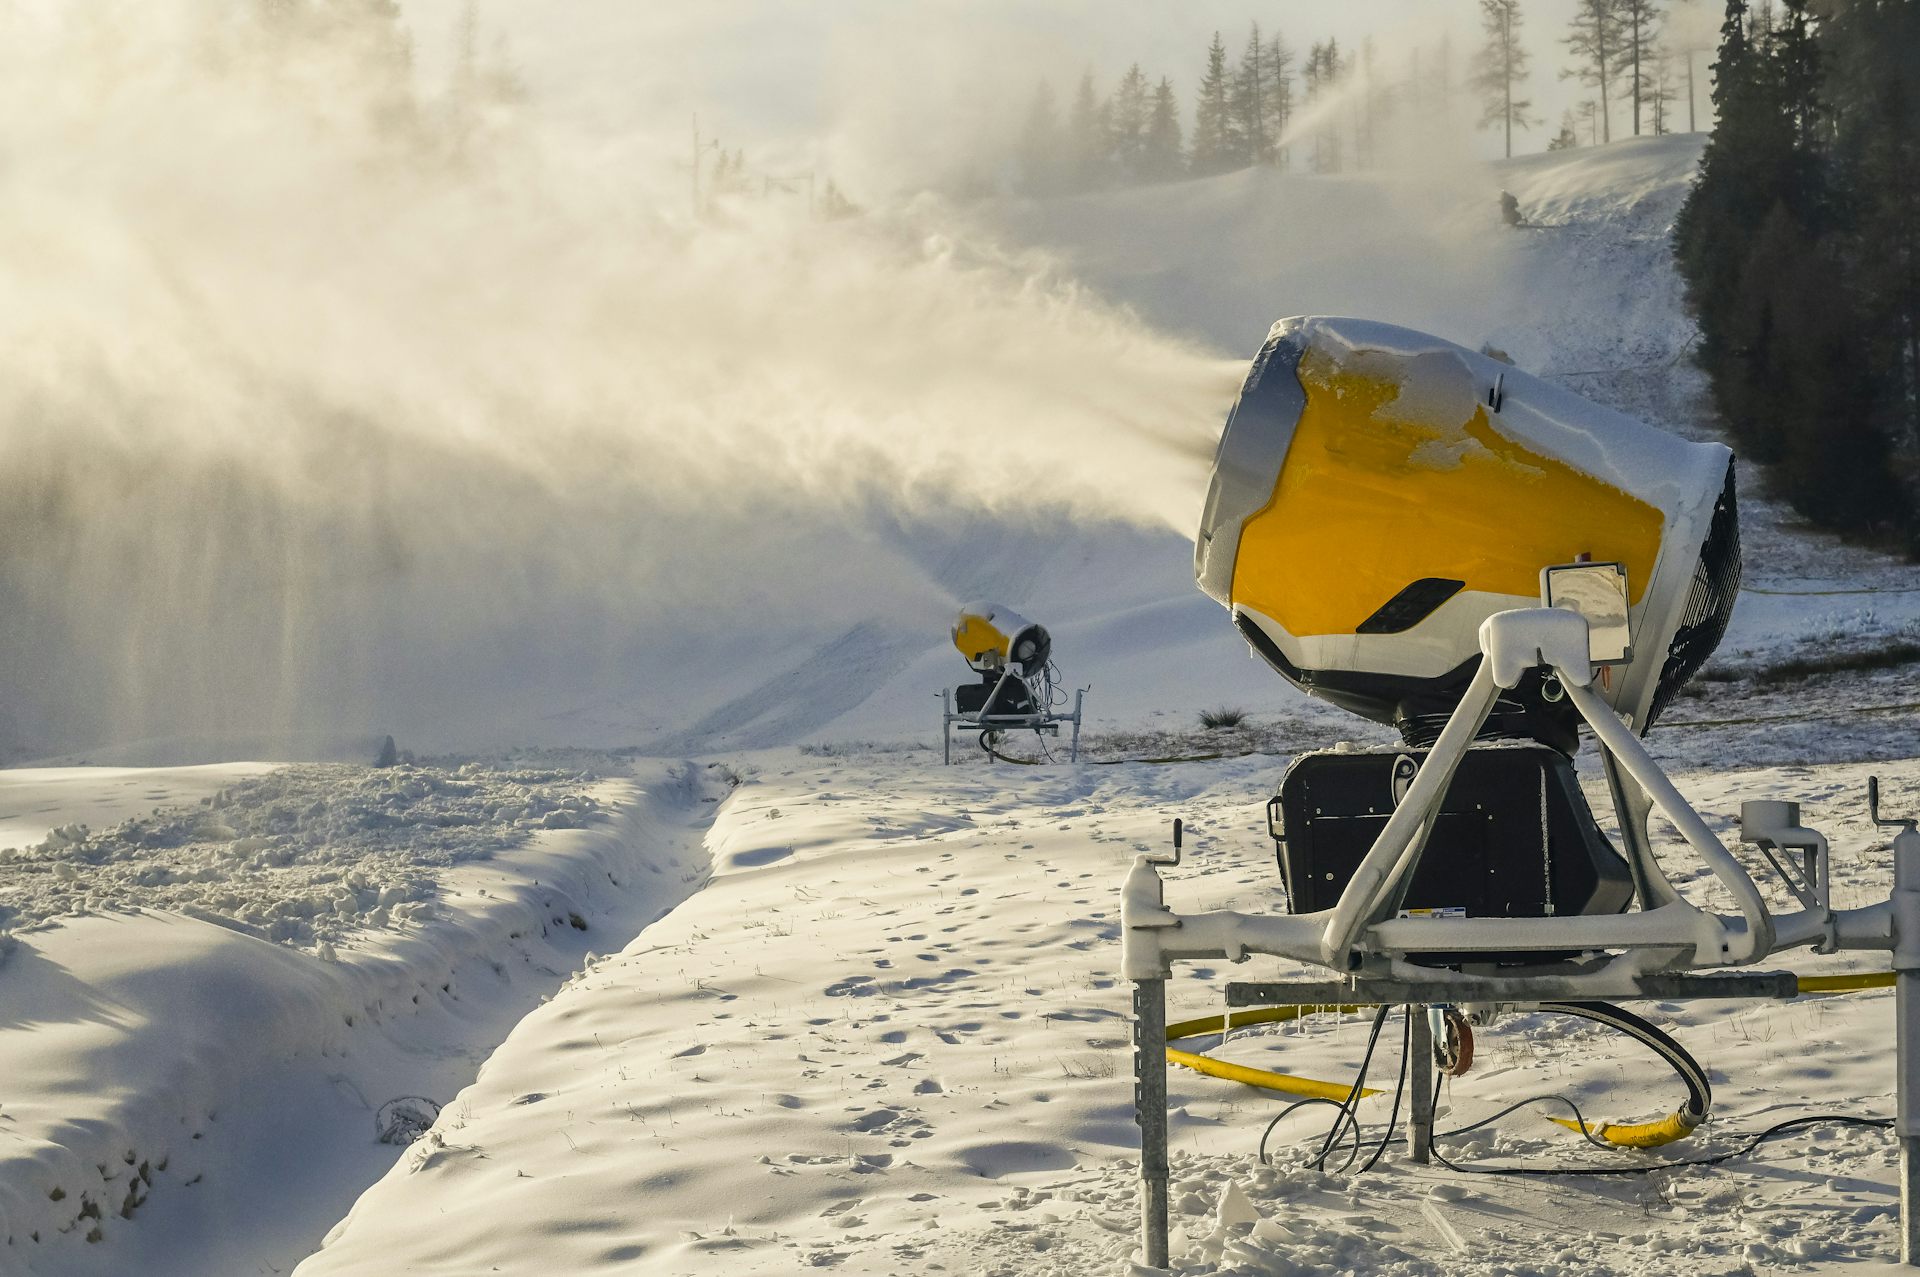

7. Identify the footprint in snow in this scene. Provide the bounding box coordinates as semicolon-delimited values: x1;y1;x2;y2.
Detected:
825;976;877;998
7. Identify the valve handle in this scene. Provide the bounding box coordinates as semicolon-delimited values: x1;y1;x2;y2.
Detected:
1869;777;1918;832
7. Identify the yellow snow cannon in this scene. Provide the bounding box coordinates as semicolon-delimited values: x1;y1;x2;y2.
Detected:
943;602;1084;764
1195;317;1741;967
1195;316;1738;747
951;602;1050;680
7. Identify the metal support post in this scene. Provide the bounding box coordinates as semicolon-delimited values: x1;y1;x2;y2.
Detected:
1894;825;1920;1265
1133;977;1170;1269
1409;1006;1434;1165
1070;689;1084;762
941;690;951;766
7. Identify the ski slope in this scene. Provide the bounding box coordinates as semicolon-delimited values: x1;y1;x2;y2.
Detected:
6;135;1920;1276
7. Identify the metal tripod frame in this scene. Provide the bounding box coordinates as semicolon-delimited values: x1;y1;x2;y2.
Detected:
1120;606;1920;1268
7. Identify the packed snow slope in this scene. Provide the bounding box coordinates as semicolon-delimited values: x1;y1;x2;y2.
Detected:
298;753;1920;1277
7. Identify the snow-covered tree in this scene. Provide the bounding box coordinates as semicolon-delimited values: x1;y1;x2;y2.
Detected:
1142;76;1185;181
1229;23;1271;167
1190;32;1234;176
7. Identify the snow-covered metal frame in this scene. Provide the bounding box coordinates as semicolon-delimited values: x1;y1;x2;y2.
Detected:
1121;606;1920;1269
940;684;1085;765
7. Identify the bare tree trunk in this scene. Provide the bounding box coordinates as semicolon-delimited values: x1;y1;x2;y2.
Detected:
1504;7;1514;158
1600;45;1611;142
1632;37;1642;133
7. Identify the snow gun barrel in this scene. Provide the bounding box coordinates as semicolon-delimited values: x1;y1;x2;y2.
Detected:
1194;316;1739;744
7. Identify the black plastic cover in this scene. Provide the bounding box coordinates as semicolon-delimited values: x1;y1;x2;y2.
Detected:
1646;460;1740;729
1271;743;1634;966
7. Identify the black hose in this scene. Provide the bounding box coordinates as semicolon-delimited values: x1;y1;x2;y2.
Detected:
1356;1007;1413;1173
1539;1000;1712;1128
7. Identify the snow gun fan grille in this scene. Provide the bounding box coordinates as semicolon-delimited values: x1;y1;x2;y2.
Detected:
1646;462;1740;730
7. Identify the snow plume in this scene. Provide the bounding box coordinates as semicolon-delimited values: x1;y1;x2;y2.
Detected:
0;3;1235;758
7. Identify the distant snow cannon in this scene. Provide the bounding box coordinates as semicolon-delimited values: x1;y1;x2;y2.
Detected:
941;602;1085;764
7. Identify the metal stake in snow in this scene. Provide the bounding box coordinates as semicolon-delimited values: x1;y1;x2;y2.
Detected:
1874;779;1920;1265
1128;820;1181;1270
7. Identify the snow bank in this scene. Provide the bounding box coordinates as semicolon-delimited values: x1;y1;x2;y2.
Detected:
0;761;717;1275
0;761;605;946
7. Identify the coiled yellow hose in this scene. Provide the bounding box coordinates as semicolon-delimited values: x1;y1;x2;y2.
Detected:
1167;971;1897;1150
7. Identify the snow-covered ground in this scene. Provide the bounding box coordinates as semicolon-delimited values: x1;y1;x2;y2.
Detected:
7;134;1920;1277
294;751;1920;1277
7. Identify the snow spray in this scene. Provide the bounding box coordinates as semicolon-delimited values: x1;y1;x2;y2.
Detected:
0;4;1236;758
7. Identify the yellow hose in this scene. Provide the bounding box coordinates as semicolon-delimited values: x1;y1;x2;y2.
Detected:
1545;970;1897;1148
1166;972;1898;1151
1549;1109;1700;1147
1798;971;1896;994
1165;1004;1380;1102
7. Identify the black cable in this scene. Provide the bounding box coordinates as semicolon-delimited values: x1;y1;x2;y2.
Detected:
1438;1091;1616;1151
1308;1004;1394;1173
1427;1065;1892;1177
1539;1001;1712;1128
1256;1005;1394;1173
1356;1007;1413;1173
1251;1002;1871;1180
1259;1096;1360;1169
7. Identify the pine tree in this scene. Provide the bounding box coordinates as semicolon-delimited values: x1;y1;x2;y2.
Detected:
1265;33;1296;170
1112;64;1150;182
817;178;860;220
1305;40;1345;173
1230;23;1270;167
1822;0;1920;457
1472;0;1540;158
1143;77;1185;182
1676;0;1916;547
1066;71;1110;191
1016;82;1064;196
1191;32;1234;176
1548;108;1581;149
1649;45;1679;134
1772;0;1821;152
1615;0;1662;137
1563;0;1621;143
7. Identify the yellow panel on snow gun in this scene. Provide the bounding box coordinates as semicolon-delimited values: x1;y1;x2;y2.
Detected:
1194;317;1740;737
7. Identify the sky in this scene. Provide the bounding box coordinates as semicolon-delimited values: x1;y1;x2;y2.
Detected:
400;0;1725;185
